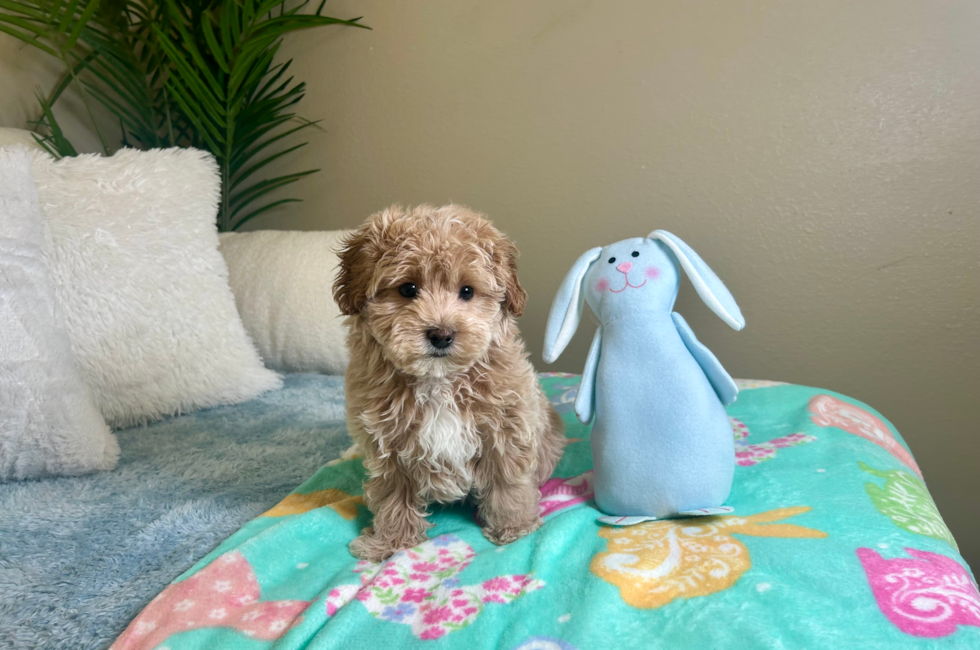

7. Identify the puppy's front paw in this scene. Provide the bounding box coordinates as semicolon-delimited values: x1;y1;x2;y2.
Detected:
482;516;542;546
349;529;398;562
349;527;426;562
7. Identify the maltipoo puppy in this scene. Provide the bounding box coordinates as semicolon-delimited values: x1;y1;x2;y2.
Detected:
334;204;565;562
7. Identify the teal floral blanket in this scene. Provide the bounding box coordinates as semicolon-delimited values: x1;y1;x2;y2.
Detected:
112;375;979;650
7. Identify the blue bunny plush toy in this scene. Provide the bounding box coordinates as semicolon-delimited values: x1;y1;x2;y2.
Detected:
543;231;744;525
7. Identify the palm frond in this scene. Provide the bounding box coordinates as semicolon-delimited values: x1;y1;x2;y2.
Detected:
29;86;78;157
4;0;370;230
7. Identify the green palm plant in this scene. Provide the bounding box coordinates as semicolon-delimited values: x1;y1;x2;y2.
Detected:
0;0;111;155
1;0;367;230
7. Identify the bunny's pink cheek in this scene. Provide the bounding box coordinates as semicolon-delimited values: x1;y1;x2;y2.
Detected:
595;278;610;292
644;266;660;280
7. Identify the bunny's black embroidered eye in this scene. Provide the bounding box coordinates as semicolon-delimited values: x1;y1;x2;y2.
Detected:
459;286;474;301
631;251;639;257
398;283;418;298
608;257;616;264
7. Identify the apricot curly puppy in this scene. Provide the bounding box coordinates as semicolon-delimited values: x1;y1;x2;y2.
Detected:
334;204;565;562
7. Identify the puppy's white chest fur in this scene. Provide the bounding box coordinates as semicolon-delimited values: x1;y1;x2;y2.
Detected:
409;379;480;502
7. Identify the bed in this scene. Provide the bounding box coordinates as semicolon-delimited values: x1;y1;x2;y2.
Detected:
2;374;977;649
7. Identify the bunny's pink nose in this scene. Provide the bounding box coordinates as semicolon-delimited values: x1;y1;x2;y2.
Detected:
616;261;633;274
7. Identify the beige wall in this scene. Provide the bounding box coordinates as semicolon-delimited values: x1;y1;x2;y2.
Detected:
0;36;55;136
0;34;114;154
256;0;980;566
3;1;978;567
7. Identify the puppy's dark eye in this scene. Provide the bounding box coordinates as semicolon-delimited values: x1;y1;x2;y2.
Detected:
608;257;616;264
631;251;639;257
398;283;418;299
459;286;474;301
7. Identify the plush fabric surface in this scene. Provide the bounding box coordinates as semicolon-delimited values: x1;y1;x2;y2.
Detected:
0;128;43;151
543;233;744;519
219;230;350;374
0;148;118;481
113;375;978;650
0;374;350;650
32;148;281;428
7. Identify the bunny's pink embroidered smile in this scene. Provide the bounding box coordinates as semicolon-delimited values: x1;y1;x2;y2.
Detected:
610;277;646;293
598;262;659;293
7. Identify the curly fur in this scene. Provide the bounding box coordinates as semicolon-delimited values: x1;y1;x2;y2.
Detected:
334;204;565;561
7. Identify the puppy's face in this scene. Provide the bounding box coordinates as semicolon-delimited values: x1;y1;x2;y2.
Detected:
334;205;527;378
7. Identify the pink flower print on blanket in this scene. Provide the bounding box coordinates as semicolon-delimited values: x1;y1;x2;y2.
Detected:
326;534;543;640
539;471;594;517
809;395;921;477
111;552;310;650
731;418;815;467
857;547;980;637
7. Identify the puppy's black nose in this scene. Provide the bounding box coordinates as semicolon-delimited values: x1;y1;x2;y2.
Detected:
427;328;454;350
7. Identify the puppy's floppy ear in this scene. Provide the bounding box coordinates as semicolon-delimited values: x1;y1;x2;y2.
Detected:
333;225;375;316
495;236;527;317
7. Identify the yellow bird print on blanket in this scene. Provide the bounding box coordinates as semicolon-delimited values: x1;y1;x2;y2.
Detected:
591;507;826;609
260;488;363;520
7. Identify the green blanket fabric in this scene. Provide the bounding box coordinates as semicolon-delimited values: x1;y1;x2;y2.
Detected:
112;375;979;650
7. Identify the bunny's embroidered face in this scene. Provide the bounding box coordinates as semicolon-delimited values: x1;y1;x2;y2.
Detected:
542;229;744;365
582;238;680;320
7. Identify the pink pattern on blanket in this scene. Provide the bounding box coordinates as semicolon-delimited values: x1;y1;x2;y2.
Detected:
111;552;310;650
808;394;921;477
857;547;980;637
325;534;542;640
731;417;815;467
539;471;594;517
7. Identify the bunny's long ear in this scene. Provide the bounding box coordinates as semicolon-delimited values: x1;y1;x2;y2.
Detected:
543;247;602;363
649;230;745;330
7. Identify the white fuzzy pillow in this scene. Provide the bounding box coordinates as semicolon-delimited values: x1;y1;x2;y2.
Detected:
0;128;43;151
0;148;119;480
219;230;349;374
33;148;282;428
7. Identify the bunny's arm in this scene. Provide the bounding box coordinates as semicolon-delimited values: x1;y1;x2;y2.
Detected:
671;312;738;406
574;328;602;424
